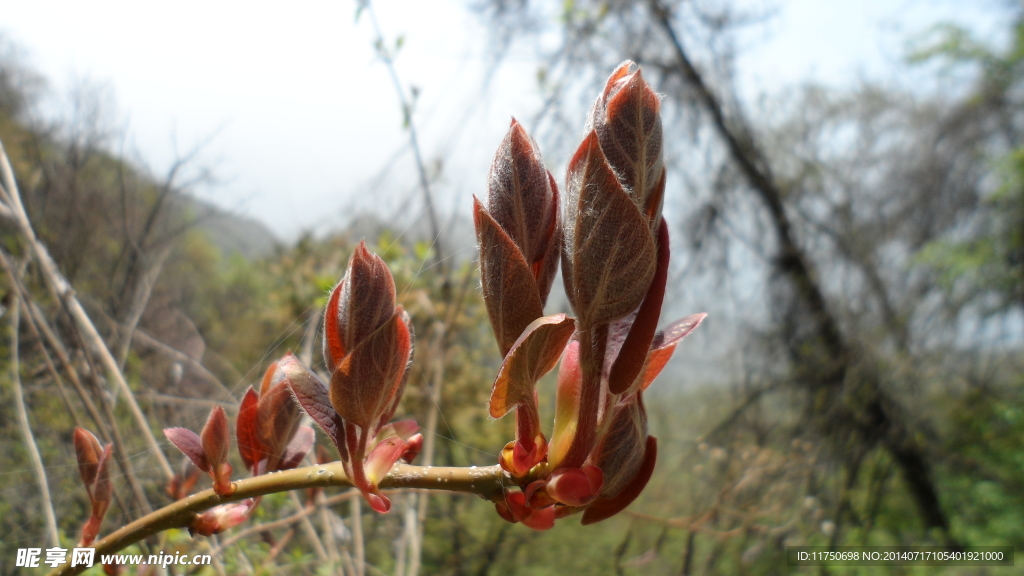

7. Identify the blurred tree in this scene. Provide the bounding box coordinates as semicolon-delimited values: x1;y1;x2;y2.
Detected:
473;0;1024;569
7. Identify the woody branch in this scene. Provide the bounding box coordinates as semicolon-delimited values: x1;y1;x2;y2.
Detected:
48;462;510;576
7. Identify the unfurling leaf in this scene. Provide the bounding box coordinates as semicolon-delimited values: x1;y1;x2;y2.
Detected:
590;394;648;498
164;427;209;473
236;387;263;473
199;406;233;495
73;427;104;498
637;313;707;391
488;313;575;418
487;119;559;268
200;406;230;473
283;356;347;460
591;61;665;223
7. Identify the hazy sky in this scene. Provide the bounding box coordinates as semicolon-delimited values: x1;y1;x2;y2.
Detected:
1;0;1009;239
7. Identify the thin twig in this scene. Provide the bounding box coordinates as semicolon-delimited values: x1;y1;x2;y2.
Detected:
363;0;445;272
290;491;330;562
0;138;175;479
81;298;235;402
23;297;151;514
351;492;365;576
115;242;174;370
9;288;61;547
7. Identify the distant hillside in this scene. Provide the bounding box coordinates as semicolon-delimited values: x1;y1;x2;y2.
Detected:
191;200;278;260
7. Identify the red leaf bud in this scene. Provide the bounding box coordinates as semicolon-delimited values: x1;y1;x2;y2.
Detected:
589;61;666;228
563;130;657;328
476;119;562;355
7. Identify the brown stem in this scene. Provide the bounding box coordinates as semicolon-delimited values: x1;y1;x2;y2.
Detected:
46;463;510;576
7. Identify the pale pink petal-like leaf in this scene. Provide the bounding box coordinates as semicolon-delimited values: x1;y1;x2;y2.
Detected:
400;433;423;464
364;435;406;485
373;419;419;446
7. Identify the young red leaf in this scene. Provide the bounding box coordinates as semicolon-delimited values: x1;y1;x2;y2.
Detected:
91;444;113;518
563;131;657;327
534;172;562;305
201;406;230;472
592;62;665;221
487;119;559;266
489;313;575;418
501;491;555;531
236;386;263;473
329;311;410;429
474;196;546;356
257;365;303;470
164;427;209;472
339;243;398;351
638;313;707;391
608;218;670;394
590;394;648;497
545;465;604;507
73;427;104;497
282;356;348;461
323;279;346;372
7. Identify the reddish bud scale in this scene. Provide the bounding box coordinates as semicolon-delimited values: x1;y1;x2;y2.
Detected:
235;358;308;475
73;428;113;545
201;406;232;495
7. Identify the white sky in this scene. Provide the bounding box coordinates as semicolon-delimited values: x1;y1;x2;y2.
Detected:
0;0;1011;240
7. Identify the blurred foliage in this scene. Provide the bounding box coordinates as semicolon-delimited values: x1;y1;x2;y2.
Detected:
914;20;1024;312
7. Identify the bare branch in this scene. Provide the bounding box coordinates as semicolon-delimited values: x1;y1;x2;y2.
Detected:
0;137;175;479
9;287;61;548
